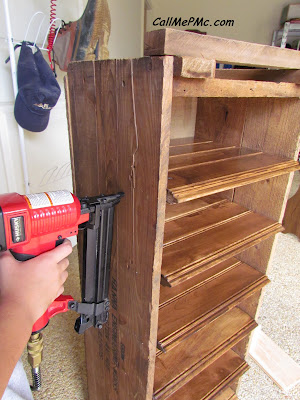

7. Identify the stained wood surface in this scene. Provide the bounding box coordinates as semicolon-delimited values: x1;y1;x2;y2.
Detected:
233;99;300;271
160;258;241;307
157;262;268;352
144;29;300;69
169;147;261;171
211;387;238;400
169;141;233;156
194;98;247;148
166;351;247;400
66;56;173;400
173;77;300;98
170;137;209;146
161;199;282;286
154;308;255;399
165;195;226;222
164;201;250;246
283;183;300;239
167;150;300;203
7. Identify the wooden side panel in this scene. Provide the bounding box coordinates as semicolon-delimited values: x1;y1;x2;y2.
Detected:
195;98;247;147
235;98;300;272
241;99;300;159
232;99;300;363
66;56;173;400
170;97;197;139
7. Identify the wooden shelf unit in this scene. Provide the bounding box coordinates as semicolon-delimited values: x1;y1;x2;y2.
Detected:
66;29;300;400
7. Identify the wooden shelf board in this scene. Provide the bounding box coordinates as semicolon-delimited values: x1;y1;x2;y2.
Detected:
169;141;235;157
145;29;300;69
164;201;250;247
211;387;238;400
162;202;282;287
160;258;241;307
154;308;254;399
173;77;300;98
165;351;247;400
167;152;300;204
165;195;226;222
172;56;300;84
169;148;262;171
170;138;212;147
158;262;268;353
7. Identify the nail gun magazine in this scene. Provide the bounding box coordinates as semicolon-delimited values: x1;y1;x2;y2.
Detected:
0;189;123;389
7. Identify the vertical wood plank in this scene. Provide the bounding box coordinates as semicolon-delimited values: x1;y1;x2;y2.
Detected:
170;97;197;140
66;56;173;400
232;98;300;365
66;61;99;196
241;99;300;159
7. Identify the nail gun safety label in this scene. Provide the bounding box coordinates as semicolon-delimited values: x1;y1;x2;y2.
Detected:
24;190;74;209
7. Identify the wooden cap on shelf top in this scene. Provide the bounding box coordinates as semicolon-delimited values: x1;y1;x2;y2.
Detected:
144;28;300;69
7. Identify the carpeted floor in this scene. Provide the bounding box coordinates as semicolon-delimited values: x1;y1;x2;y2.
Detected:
22;248;87;400
238;232;300;400
22;176;300;400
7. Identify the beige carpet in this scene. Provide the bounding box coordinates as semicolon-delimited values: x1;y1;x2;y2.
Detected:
22;248;87;400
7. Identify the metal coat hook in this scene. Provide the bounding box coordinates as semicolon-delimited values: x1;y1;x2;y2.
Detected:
24;11;46;47
17;11;62;52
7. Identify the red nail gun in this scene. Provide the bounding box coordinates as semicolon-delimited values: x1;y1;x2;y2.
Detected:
0;189;123;389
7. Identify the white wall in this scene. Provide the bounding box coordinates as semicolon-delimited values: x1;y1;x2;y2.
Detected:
108;0;144;58
0;0;143;196
146;0;292;45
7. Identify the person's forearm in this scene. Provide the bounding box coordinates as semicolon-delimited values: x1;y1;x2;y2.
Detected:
0;301;33;398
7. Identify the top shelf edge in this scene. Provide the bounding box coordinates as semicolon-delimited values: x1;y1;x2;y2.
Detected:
144;29;300;70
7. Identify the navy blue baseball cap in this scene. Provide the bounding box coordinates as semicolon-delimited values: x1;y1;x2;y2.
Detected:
14;42;61;132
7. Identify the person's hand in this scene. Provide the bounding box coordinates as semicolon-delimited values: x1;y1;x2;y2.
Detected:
0;239;72;326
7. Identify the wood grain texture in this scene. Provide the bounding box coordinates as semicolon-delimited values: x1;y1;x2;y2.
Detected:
170;137;211;146
154;308;254;399
164;201;250;246
167;152;300;204
194;98;247;147
169;141;234;156
170;97;198;140
173;77;300;98
144;29;300;69
165;195;226;222
167;351;247;400
241;99;300;160
211;387;238;400
169;148;261;171
234;98;300;273
161;207;282;287
159;258;241;307
173;56;216;78
157;262;268;352
66;56;173;400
